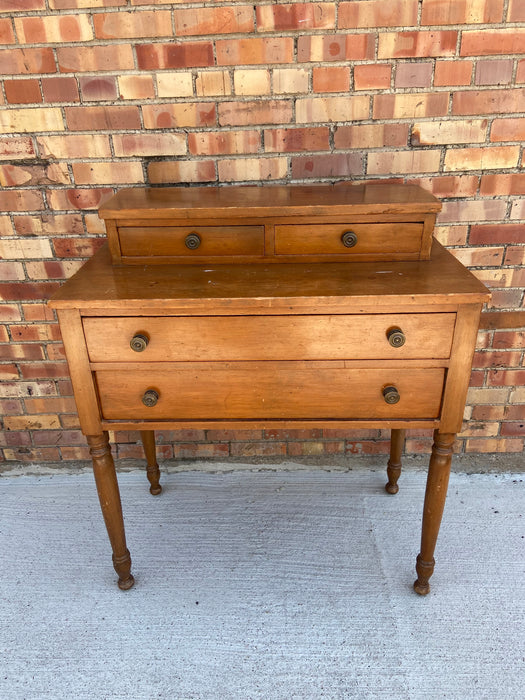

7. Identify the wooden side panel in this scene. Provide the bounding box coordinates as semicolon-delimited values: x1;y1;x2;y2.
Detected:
104;219;122;265
419;213;437;260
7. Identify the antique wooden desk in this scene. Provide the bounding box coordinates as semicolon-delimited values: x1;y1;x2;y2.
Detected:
49;184;489;594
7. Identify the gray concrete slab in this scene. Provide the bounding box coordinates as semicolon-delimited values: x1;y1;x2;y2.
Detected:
0;467;524;699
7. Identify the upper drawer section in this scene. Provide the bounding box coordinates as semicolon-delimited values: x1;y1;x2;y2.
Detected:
83;313;456;363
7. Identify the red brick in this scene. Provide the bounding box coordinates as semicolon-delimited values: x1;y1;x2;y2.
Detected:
473;350;522;369
517;60;525;84
508;0;525;21
438;199;507;223
334;123;408;149
471;405;506;421
395;62;432;88
453;89;525;116
148;160;216;184
42;77;79;103
292;153;363;179
0;262;24;281
353;64;391;90
47;188;113;211
504;246;525;265
32;430;85;446
175;6;254;36
434;60;473;86
451;246;504;267
0;282;59;302
65;105;141;130
475;60;513;86
339;0;417;28
501;422;525;436
297;34;375;62
488;370;525;386
505;406;525;420
143;103;216;129
264;127;330;153
4;79;41;105
50;0;126;7
21;302;56;321
422;0;504;24
488;289;524;309
0;17;14;43
189;130;260;156
378;31;457;59
231;441;286;458
373;93;449;119
113;133;186;157
0;304;21;322
0;0;45;10
0;364;19;381
58;45;134;72
94;10;172;38
493;331;525;349
15;14;93;43
218;158;287;182
219;100;292;126
470;224;525;245
0;48;56;75
136;42;214;70
257;3;335;31
216;38;294;66
20;363;68;380
79;76;117;101
490;118;525;143
411;175;479;198
461;30;525;56
9;324;62;342
0;189;44;211
52;237;105;258
0;343;45;361
313;66;350;92
0;136;35;160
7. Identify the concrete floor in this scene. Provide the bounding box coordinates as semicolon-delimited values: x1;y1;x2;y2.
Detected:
0;465;524;699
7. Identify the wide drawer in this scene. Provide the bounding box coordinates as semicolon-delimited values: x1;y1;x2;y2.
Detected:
84;314;456;363
96;366;445;420
274;223;424;259
118;225;264;258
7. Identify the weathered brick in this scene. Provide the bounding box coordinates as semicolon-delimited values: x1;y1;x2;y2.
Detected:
412;119;487;146
4;79;42;105
438;200;507;223
265;127;330;153
216;38;294;66
32;430;85;447
257;3;335;31
273;68;309;94
0;343;46;361
156;72;194;98
488;370;525;386
72;161;144;185
195;70;231;97
378;31;457;59
3;415;61;431
335;123;408;149
143;103;216;129
20;362;69;380
113;133;186;157
0;162;69;187
339;0;417;28
490;118;525;143
234;69;271;95
0;238;52;259
395;62;433;88
422;0;504;24
37;134;111;160
58;45;134;72
296;96;369;123
219;100;292;126
52;237;106;258
488;289;524;309
453;88;525;116
47;188;113;211
42;77;80;103
118;75;155;100
65;105;141;131
0;189;44;211
412;175;479;199
461;29;525;56
15;14;93;43
79;76;118;101
94;10;172;38
297;34;375;62
473;350;522;369
0;48;55;74
353;64;391;90
470;224;525;245
0;136;35;160
136;42;214;70
368;150;441;175
219;157;287;182
292;153;363;179
373;93;448;119
84;213;106;234
0;108;64;134
0;380;56;399
459;422;500;438
148;160;216;184
231;441;286;458
434;60;473;86
444;146;520;172
175;6;253;36
475;60;513;86
510;200;525;220
312;66;350;93
189;130;259;156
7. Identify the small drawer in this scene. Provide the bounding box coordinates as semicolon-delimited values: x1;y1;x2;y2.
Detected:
118;225;264;259
274;223;424;259
83;313;456;363
96;366;445;421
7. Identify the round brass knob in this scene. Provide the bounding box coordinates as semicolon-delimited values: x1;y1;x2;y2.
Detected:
130;333;149;353
142;389;159;407
341;231;358;248
383;386;400;405
185;233;201;250
387;328;406;348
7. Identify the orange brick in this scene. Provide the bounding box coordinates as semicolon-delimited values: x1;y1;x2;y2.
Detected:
373;93;448;119
50;0;127;7
439;200;507;223
339;0;417;28
0;363;19;380
292;153;363;179
488;370;525;386
422;0;504;24
273;68;309;94
411;175;479;198
0;48;55;75
218;157;287;182
216;38;294;66
517;60;525;84
4;79;42;105
256;3;335;31
0;136;35;160
175;6;253;36
21;302;56;320
72;161;144;185
58;45;134;72
0;216;13;235
378;31;457;58
450;247;504;267
37;134;111;160
490;118;525;143
47;188;113;211
0;189;44;211
189;130;260;156
0;108;64;133
65;105;140;130
156;72;194;98
195;70;231;97
508;0;525;21
296;96;369;123
313;66;350;92
219;100;292;126
480;173;525;196
0;18;14;43
143;103;216;129
52;237;105;258
42;77;79;103
445;146;520;172
137;42;214;70
434;60;473;86
147;160;215;184
354;64;391;90
113;133;186;157
334;123;408;149
453;89;525;115
15;14;93;43
504;247;525;265
94;10;172;38
0;344;44;361
461;29;525;56
297;34;375;62
0;162;69;187
367;150;441;175
0;0;45;7
9;323;62;342
412;119;487;145
264;127;330;153
234;69;271;95
118;75;155;100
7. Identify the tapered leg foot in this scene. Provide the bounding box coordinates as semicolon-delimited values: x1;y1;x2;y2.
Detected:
413;555;434;595
114;552;135;590
141;430;162;495
386;428;405;494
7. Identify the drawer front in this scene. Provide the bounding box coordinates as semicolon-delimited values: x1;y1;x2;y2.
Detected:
96;367;445;420
84;314;456;363
118;225;264;258
274;223;423;257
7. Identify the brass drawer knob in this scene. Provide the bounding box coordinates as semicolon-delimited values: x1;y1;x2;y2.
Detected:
185;233;201;250
387;328;406;348
341;231;358;248
383;386;400;405
142;389;159;407
130;333;149;352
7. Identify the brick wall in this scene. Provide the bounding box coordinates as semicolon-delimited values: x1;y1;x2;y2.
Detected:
1;0;524;464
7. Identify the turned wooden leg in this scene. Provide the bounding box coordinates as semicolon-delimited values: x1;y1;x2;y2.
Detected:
87;433;135;590
140;430;162;495
386;428;405;494
414;430;455;596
